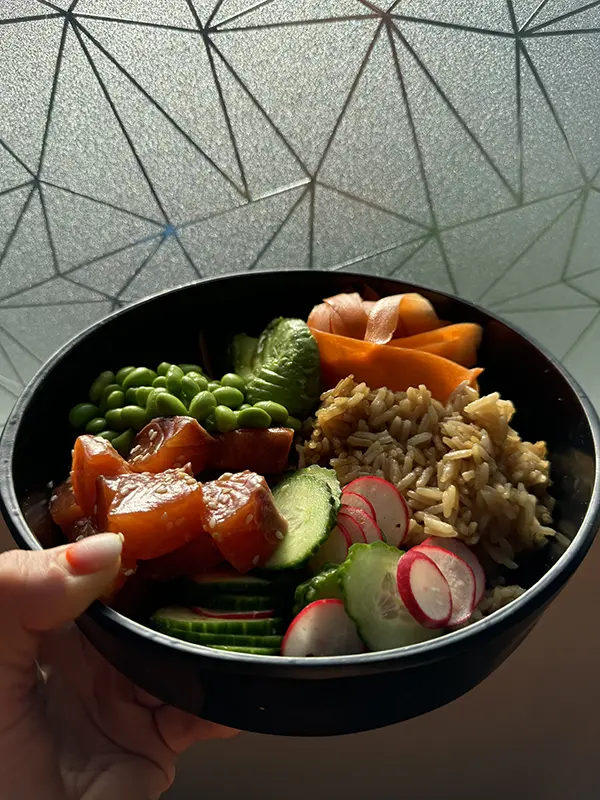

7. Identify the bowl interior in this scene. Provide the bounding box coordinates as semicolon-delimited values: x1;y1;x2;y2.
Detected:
4;271;599;629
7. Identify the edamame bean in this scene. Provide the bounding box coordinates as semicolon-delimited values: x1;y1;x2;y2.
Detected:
179;363;204;375
254;400;288;425
89;371;116;404
105;408;129;432
188;391;216;422
155;392;188;417
166;365;184;396
121;405;149;431
125;387;139;404
239;403;252;411
106;390;125;410
136;386;153;407
207;381;221;393
285;415;302;432
112;429;135;456
180;375;200;405
146;387;168;418
68;402;99;429
122;367;158;391
96;430;119;442
153;376;167;388
98;383;121;413
215;405;238;433
157;362;172;377
116;366;136;385
220;373;246;393
236;406;271;429
187;373;208;391
212;386;244;409
85;417;108;435
203;412;217;433
186;371;205;384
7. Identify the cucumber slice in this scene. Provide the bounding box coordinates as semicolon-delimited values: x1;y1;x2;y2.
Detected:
157;630;283;647
210;645;281;655
266;471;339;570
152;607;286;636
183;590;280;612
338;542;442;652
293;563;343;615
304;466;342;510
187;569;279;596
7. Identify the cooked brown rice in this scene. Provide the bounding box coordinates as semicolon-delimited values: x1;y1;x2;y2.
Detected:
298;376;556;582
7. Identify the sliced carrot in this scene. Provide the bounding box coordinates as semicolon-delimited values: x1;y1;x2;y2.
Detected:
210;428;294;474
323;292;368;339
129;416;216;475
397;293;443;337
311;329;482;404
71;435;132;517
388;323;483;368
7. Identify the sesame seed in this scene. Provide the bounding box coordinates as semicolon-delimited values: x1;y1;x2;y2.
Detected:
206;500;218;510
75;534;84;542
130;445;141;455
50;494;58;503
252;556;259;566
245;514;254;524
209;520;216;530
46;480;54;489
155;486;168;494
275;530;284;540
220;472;233;480
124;569;135;577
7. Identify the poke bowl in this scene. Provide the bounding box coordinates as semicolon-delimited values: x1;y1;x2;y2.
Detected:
0;270;598;737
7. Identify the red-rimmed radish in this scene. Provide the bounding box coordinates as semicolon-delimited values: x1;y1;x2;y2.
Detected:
341;490;376;520
339;506;383;543
310;524;351;570
337;513;366;545
396;550;451;629
281;599;365;657
421;536;485;606
191;606;276;621
344;476;409;546
413;544;475;625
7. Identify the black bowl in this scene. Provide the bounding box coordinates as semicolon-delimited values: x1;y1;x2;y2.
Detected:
1;270;599;737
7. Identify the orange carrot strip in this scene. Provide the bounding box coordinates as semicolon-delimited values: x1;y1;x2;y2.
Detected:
323;292;368;339
388;323;483;368
397;294;443;337
310;328;482;404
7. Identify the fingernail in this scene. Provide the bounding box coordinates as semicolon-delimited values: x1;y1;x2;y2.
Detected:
65;533;123;575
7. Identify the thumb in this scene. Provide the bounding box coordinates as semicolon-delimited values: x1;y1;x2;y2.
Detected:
0;534;122;704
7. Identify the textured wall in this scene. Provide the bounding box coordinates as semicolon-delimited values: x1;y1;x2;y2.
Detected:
1;0;600;424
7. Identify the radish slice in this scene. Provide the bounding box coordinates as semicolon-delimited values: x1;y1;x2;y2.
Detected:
339;506;383;543
421;536;485;606
341;490;376;520
307;303;333;332
310;524;351;570
323;292;368;339
364;294;404;344
191;607;276;620
344;476;409;547
412;544;475;625
337;514;366;545
396;550;452;629
281;599;365;657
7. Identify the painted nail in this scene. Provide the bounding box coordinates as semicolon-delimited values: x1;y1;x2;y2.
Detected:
65;533;123;575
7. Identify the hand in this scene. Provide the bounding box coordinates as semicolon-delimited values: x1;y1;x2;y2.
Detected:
0;533;236;800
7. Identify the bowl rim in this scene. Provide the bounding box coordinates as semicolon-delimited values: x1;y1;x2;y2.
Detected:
1;269;599;676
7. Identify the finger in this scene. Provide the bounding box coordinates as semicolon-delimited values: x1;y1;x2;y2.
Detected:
154;705;239;754
0;535;122;708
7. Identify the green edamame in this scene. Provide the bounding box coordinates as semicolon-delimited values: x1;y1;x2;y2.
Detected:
68;402;99;429
254;400;288;425
220;373;246;393
116;366;136;385
153;376;167;388
180;375;201;405
285;415;302;432
112;429;135;456
188;391;216;422
98;383;120;413
85;417;108;435
236;406;271;429
239;403;252;411
212;386;244;409
186;371;205;384
207;381;221;392
136;386;153;407
179;364;204;375
121;405;148;431
157;362;172;377
122;367;157;392
203;412;217;433
146;387;168;418
125;387;139;404
106;390;125;410
96;430;119;442
155;392;188;417
165;365;184;396
89;371;116;404
105;408;129;432
215;405;238;433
